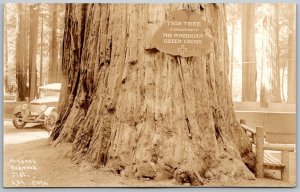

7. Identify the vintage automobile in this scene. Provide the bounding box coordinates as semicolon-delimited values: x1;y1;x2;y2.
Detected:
13;83;61;131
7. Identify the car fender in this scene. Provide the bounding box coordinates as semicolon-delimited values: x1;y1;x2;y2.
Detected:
13;104;26;115
44;107;57;116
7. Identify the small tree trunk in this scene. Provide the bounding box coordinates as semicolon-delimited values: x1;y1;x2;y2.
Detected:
287;4;296;103
28;4;39;101
57;4;65;77
39;15;44;86
271;4;281;103
51;4;255;185
281;66;285;102
260;4;281;105
4;5;9;92
229;7;235;91
241;4;256;102
24;5;30;97
48;4;59;83
15;4;27;101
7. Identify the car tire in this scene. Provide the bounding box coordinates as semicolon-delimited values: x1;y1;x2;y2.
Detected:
44;110;58;131
13;112;26;129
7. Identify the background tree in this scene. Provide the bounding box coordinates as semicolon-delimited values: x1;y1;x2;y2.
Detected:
24;5;30;93
241;4;256;101
55;4;65;78
271;4;281;103
225;4;242;101
287;4;296;103
51;4;255;185
260;4;281;106
15;4;28;101
4;3;65;99
39;8;44;86
227;4;237;89
28;4;40;101
48;4;59;83
4;5;9;92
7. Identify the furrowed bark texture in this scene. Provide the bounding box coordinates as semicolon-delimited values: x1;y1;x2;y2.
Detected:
51;3;255;185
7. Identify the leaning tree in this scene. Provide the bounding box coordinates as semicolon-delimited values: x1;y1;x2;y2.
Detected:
51;3;255;185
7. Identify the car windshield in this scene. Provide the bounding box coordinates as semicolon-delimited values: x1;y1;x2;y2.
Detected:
38;83;61;98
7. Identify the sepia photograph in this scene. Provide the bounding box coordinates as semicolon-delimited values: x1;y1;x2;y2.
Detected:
2;2;296;188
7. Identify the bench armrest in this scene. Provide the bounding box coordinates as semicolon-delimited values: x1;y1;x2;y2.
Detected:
263;143;295;152
241;124;256;134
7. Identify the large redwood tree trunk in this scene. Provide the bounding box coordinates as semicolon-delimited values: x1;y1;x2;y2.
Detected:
51;3;255;185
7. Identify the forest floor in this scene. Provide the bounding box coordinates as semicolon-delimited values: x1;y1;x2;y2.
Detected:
3;118;296;188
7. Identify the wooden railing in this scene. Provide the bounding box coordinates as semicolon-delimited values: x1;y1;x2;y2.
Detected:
240;119;295;182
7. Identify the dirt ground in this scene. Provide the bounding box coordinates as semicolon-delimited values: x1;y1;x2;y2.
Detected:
3;118;296;187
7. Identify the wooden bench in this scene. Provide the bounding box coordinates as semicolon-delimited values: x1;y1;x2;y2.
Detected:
240;119;295;182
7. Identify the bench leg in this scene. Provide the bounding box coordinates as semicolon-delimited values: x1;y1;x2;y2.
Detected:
255;127;264;178
281;151;289;182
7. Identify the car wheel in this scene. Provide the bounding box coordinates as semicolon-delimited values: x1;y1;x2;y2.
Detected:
13;112;26;129
44;111;58;131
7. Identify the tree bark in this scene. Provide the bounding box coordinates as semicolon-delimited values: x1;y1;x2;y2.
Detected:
241;4;256;102
15;4;27;101
287;4;296;103
48;4;59;83
51;4;255;185
28;4;39;101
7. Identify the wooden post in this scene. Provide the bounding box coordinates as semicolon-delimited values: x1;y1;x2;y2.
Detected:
255;126;264;178
281;150;290;182
240;119;247;134
240;119;246;125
